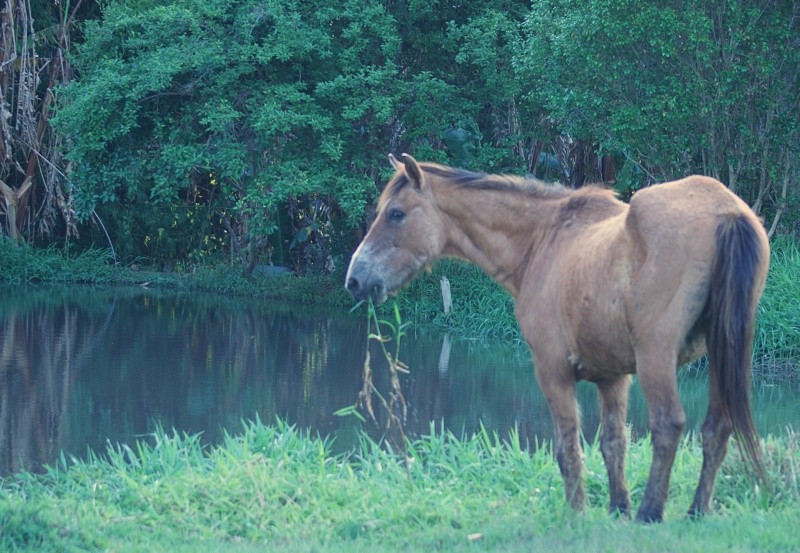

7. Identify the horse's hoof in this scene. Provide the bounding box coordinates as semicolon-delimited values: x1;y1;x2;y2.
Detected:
687;504;709;520
609;503;631;518
635;506;664;523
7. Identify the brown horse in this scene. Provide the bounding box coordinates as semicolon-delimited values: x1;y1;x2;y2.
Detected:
346;154;770;522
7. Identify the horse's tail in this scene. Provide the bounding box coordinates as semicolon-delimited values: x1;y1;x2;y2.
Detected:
708;214;766;482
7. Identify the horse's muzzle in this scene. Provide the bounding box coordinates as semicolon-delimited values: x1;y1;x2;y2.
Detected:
345;273;387;303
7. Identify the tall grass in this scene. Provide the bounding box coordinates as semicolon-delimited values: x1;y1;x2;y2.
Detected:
0;237;353;308
391;259;521;342
0;238;119;284
755;238;800;366
1;418;798;552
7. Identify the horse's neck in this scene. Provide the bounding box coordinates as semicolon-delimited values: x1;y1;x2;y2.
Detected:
435;186;559;298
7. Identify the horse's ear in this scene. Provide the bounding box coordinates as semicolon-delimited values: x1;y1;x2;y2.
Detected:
388;153;401;170
401;153;425;191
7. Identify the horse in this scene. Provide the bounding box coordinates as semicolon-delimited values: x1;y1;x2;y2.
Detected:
345;153;770;522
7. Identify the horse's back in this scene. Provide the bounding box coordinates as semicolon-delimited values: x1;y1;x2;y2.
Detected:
627;175;759;236
626;175;767;270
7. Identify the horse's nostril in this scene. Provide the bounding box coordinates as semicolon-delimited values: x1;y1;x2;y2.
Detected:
346;277;360;293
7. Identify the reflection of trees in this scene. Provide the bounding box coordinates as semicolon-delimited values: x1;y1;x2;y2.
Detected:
0;287;115;475
57;293;369;452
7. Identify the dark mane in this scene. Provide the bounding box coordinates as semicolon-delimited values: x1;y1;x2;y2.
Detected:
425;164;572;200
388;163;573;200
387;173;411;197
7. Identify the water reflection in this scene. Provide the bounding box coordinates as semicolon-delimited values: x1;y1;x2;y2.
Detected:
1;285;798;475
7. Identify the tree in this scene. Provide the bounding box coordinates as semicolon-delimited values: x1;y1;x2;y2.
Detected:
518;0;800;231
54;0;406;271
37;0;799;270
0;0;98;245
54;0;544;270
387;1;538;174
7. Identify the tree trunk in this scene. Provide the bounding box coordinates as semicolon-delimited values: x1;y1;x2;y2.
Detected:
0;177;32;244
1;0;80;243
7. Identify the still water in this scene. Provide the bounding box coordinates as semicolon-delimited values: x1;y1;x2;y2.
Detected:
1;285;798;475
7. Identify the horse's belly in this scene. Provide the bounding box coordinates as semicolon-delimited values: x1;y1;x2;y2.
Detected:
570;310;708;381
557;225;637;380
570;335;637;381
567;300;636;380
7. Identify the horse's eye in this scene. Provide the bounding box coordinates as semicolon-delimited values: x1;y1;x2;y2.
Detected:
387;208;406;223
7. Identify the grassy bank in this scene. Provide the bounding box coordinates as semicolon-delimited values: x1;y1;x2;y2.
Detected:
1;419;798;552
0;238;354;309
2;237;799;365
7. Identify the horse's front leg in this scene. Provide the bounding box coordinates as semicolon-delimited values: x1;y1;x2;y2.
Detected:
635;347;686;523
597;376;632;516
535;361;585;511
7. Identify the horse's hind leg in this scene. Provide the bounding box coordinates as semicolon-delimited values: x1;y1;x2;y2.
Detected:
536;362;585;511
688;365;733;517
597;376;632;515
635;348;686;523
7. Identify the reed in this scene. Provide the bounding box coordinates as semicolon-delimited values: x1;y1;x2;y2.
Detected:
755;238;800;367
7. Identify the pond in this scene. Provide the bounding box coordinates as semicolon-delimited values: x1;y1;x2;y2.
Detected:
1;285;798;475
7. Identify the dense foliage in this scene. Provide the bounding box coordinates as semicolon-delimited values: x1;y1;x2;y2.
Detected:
2;0;798;271
518;0;800;229
49;0;537;271
55;0;392;271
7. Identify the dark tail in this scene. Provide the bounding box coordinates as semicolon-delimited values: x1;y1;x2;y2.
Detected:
708;214;766;482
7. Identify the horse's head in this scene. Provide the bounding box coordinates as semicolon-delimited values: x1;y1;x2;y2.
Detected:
345;153;447;303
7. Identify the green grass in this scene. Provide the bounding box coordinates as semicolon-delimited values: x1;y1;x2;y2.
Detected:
392;259;521;342
1;419;798;552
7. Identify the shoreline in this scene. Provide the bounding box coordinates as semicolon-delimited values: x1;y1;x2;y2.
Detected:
2;238;799;372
